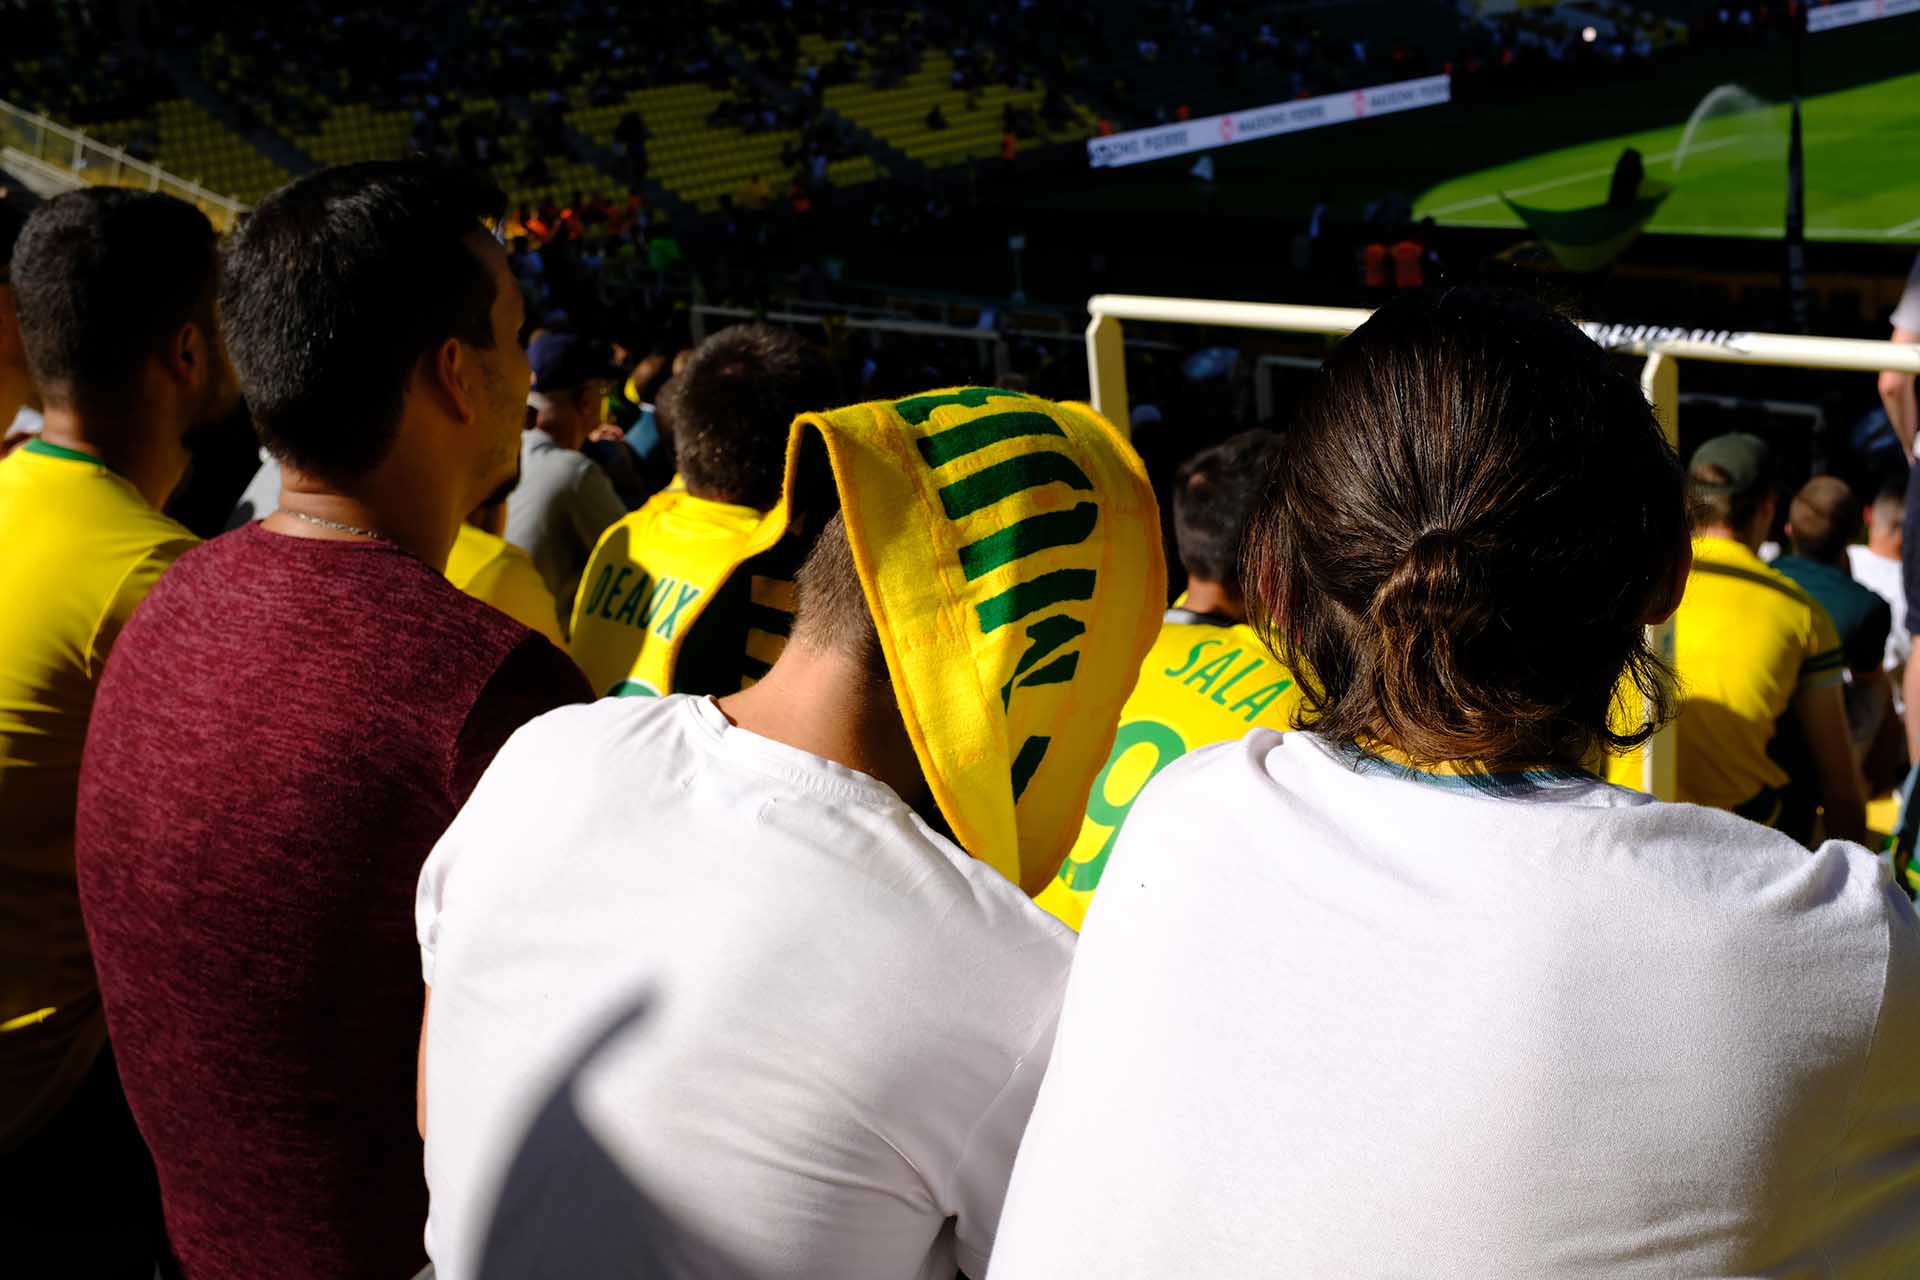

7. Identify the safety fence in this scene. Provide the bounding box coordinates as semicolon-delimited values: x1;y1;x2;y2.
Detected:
0;98;249;232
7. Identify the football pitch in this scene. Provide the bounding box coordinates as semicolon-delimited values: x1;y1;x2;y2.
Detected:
1415;71;1920;244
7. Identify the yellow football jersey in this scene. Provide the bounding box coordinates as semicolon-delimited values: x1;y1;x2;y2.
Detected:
0;439;198;1145
446;523;567;651
1670;536;1843;813
1036;612;1301;929
570;491;790;698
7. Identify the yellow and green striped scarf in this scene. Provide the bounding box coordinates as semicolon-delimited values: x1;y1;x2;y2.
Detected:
774;387;1166;896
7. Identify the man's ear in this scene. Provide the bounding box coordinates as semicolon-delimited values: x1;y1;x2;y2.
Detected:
426;336;476;425
161;321;209;391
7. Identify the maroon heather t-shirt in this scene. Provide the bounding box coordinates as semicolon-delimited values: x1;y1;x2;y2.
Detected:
74;522;591;1280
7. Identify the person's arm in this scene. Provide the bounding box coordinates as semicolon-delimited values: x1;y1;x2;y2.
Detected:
1881;326;1918;461
417;987;431;1140
1795;680;1868;844
949;1007;1064;1280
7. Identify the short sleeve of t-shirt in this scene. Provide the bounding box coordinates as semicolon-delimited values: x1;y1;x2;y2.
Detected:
87;537;199;679
1892;252;1920;333
447;634;592;803
1799;603;1846;695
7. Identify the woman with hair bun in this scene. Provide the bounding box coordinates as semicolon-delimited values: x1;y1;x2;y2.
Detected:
989;288;1920;1279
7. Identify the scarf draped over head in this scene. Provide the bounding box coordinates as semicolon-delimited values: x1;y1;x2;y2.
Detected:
773;387;1166;896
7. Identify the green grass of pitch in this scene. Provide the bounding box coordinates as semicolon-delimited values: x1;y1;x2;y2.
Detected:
1415;71;1920;243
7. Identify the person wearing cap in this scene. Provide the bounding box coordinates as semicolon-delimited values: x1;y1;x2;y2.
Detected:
505;332;630;629
1672;433;1864;843
414;386;1165;1278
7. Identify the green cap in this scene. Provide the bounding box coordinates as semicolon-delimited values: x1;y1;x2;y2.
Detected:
1688;432;1774;498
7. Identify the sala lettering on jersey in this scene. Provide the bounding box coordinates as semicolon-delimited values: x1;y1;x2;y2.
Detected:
579;564;704;642
1163;638;1292;723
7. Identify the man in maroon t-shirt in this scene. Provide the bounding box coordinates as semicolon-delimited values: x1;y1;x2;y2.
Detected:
75;161;591;1280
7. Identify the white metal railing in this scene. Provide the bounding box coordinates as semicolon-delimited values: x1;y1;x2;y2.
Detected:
1085;293;1920;803
0;98;250;231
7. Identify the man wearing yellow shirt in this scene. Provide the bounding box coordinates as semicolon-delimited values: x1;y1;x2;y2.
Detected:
1038;430;1301;929
0;190;238;1267
1673;433;1864;844
448;482;568;651
571;324;831;697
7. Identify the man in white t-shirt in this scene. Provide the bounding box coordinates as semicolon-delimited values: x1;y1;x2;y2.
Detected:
1885;252;1920;752
415;510;1075;1280
1849;482;1909;698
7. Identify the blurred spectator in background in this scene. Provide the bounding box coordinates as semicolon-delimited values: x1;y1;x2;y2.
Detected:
1849;482;1909;704
1674;433;1865;844
506;333;629;632
1886;252;1920;755
73;162;589;1280
0;187;238;1277
571;324;832;698
1772;477;1900;799
1036;429;1302;931
447;465;568;651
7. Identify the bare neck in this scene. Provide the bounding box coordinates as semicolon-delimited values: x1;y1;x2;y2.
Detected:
37;404;186;510
1180;577;1244;621
716;641;930;810
533;412;587;452
1867;530;1901;560
265;456;466;572
1695;522;1764;554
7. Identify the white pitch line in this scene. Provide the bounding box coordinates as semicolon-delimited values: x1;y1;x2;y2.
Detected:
1888;214;1920;238
1435;216;1885;238
1425;136;1748;217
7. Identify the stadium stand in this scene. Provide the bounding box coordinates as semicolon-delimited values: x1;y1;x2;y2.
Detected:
822;49;1094;168
86;100;290;206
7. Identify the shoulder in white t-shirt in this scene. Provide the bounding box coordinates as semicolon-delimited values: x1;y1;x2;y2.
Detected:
1847;542;1910;674
417;694;1074;1280
989;730;1920;1280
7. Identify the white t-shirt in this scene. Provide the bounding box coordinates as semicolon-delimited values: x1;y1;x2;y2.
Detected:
1848;543;1910;673
417;694;1073;1280
990;731;1920;1280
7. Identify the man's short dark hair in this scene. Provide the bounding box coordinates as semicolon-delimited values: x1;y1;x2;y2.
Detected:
10;189;217;412
1786;475;1861;564
1174;429;1283;590
793;508;885;678
221;161;506;483
658;324;833;510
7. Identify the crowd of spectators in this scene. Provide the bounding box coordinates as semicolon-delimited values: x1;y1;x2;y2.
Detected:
4;164;1920;1280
